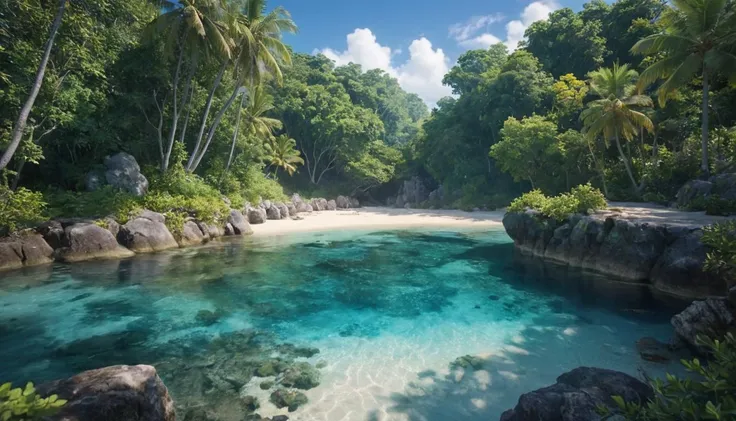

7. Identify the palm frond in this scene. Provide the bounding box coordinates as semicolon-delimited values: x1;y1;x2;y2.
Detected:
656;53;702;106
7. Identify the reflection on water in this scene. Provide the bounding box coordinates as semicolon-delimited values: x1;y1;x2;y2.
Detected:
0;229;684;421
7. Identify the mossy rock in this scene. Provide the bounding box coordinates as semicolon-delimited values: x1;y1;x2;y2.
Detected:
280;362;320;390
270;389;308;412
315;361;327;369
256;359;289;377
241;395;260;412
259;381;274;390
450;355;485;370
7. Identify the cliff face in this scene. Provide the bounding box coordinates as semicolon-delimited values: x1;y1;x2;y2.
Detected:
502;210;727;299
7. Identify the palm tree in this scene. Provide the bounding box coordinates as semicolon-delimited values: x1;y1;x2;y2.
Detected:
149;0;231;171
187;0;296;172
265;134;304;176
0;0;66;172
581;63;655;194
223;85;282;177
632;0;736;179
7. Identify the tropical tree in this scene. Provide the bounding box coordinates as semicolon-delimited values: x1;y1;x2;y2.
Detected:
581;63;654;193
265;134;304;176
0;0;66;172
149;0;231;172
187;0;296;173
632;0;736;178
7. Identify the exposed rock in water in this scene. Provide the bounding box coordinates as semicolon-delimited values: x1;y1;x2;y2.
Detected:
118;210;178;253
500;367;653;421
671;298;736;354
0;233;54;270
269;389;308;412
178;220;207;247
57;223;135;262
37;364;175;421
247;207;267;224
227;210;253;235
502;210;727;298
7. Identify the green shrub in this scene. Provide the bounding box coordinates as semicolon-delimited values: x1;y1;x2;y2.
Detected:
0;184;46;235
240;167;288;204
608;333;736;421
508;190;549;213
0;381;66;421
541;193;580;221
45;187;139;222
570;183;607;213
702;221;736;287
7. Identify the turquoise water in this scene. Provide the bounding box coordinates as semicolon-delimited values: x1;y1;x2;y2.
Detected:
0;228;683;421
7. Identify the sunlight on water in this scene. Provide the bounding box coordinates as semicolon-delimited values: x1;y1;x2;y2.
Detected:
0;228;683;421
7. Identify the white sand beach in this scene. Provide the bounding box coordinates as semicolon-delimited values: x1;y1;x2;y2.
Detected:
249;207;506;237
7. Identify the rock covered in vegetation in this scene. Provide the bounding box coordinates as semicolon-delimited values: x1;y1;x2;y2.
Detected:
502;210;727;298
37;364;175;421
671;298;735;354
500;367;653;421
118;210;178;253
57;223;135;262
178;221;207;247
0;233;54;270
227;210;253;235
676;173;736;208
247;207;267;224
88;152;149;197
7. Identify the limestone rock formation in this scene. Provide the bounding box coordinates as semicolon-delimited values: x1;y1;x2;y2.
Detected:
500;367;652;421
37;364;175;421
57;223;134;262
118;211;178;252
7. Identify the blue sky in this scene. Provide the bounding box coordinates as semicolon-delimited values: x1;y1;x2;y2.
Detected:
275;0;588;105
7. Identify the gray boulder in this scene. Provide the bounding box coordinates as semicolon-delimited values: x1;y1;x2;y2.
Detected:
276;202;290;219
671;298;735;354
84;171;105;192
310;199;323;211
651;229;724;297
710;173;736;201
178;221;207;247
57;223;134;262
281;362;321;390
37;365;175;421
197;221;223;239
295;201;310;213
286;202;297;216
266;205;281;220
103;152;149;197
0;234;54;271
227;210;253;235
326;200;337;211
336;196;350;209
247;207;267;224
305;204;314;213
38;220;65;249
350;197;360;208
500;367;652;421
260;200;272;210
677;180;713;208
318;198;328;210
393;176;428;208
118;211;178;253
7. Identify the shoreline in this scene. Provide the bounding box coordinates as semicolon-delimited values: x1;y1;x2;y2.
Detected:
249;207;505;237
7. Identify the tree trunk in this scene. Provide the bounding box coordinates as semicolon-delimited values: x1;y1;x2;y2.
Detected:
614;132;639;194
187;60;228;171
190;85;242;172
588;139;609;198
222;92;246;181
700;68;710;179
0;0;66;171
161;42;186;172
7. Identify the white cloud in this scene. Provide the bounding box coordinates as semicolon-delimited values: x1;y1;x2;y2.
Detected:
318;29;452;107
450;1;560;52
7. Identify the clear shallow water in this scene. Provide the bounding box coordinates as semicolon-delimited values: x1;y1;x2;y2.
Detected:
0;228;684;421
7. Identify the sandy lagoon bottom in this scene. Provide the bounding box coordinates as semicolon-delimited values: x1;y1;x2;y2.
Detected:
0;227;684;421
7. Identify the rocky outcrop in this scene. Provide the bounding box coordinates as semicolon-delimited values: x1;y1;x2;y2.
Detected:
0;233;54;270
392;176;429;208
86;153;149;197
336;196;351;209
310;198;324;211
671;297;736;354
275;203;290;219
197;221;223;239
677;173;736;208
57;223;135;262
503;210;727;298
178;221;207;247
326;200;337;211
227;210;253;235
266;205;281;220
118;211;178;253
500;367;653;421
247;207;267;224
37;364;175;421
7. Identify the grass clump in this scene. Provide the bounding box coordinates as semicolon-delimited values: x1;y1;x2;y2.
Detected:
507;183;607;220
0;381;66;421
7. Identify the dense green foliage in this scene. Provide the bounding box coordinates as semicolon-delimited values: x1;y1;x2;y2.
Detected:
0;382;66;421
507;184;607;220
702;221;736;286
610;333;736;421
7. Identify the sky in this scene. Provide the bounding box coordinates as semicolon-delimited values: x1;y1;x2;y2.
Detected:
276;0;588;106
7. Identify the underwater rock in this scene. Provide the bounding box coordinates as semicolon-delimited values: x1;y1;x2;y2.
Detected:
272;416;289;421
315;361;327;369
269;389;308;412
118;211;178;253
178;221;207;247
636;337;672;362
37;364;175;421
227;210;253;235
500;367;652;421
195;309;225;326
241;395;259;411
280;362;320;390
671;298;735;354
488;295;500;301
275;343;320;358
259;381;274;390
256;360;289;377
450;355;485;370
0;233;54;270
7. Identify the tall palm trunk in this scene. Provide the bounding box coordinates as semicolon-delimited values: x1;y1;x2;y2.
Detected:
161;43;186;172
190;84;242;172
222;92;247;180
614;131;639;193
0;0;66;171
700;68;710;179
187;60;228;171
588;140;609;198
